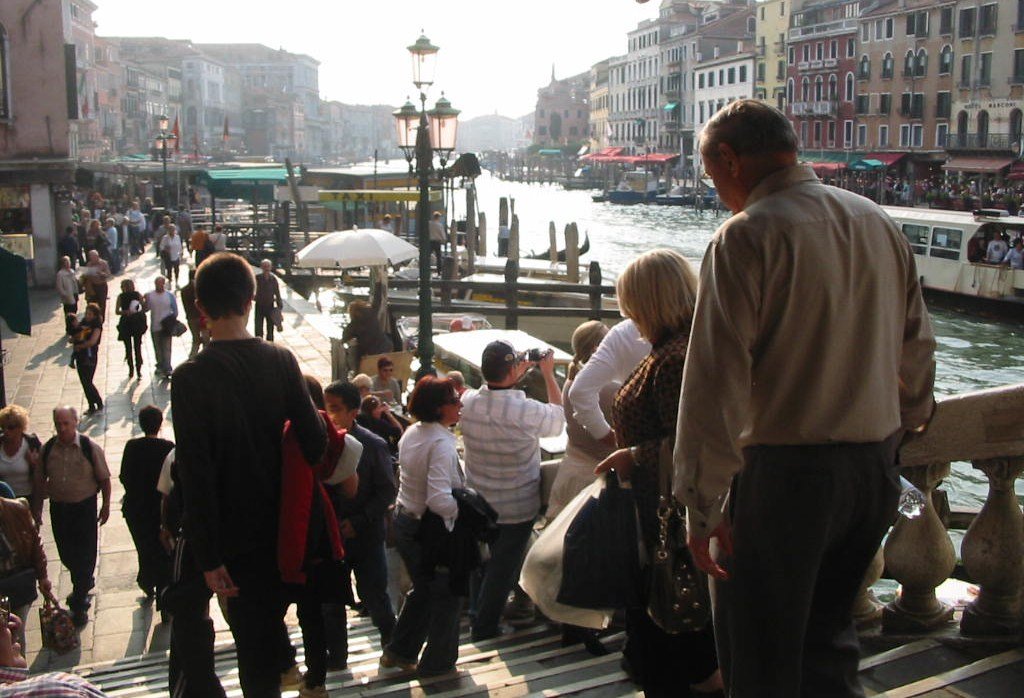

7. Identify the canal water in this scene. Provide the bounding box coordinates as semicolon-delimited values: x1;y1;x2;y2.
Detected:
463;173;1024;513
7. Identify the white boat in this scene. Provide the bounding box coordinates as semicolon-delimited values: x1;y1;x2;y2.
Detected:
882;206;1024;319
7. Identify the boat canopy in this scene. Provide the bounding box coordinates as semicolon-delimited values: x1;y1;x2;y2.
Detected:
197;167;289;200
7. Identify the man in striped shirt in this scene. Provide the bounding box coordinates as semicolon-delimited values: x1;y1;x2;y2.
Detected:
460;340;564;641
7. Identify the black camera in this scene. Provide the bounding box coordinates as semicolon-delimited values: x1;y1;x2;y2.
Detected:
526;347;553;363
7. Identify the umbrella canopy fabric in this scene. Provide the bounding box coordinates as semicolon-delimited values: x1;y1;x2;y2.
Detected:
295;228;418;269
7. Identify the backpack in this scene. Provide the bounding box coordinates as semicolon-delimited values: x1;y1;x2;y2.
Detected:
41;434;96;476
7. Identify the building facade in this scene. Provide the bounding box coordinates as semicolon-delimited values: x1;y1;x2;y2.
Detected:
589;58;613;151
787;0;860;153
533;69;590;147
755;0;791;111
0;0;82;284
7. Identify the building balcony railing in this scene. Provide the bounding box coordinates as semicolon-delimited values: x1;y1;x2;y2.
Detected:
942;133;1016;151
789;17;859;41
790;100;838;117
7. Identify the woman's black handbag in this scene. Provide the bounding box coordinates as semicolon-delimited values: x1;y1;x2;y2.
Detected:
557;471;641;610
645;441;711;634
0;568;38;608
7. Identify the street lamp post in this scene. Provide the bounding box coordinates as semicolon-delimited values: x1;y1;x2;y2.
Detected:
393;33;460;379
153;115;177;209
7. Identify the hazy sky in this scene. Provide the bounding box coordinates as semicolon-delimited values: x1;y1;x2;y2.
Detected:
93;0;658;120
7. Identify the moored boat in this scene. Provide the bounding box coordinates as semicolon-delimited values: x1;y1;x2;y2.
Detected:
882;206;1024;320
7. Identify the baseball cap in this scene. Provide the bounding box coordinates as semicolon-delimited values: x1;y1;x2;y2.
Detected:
481;339;524;383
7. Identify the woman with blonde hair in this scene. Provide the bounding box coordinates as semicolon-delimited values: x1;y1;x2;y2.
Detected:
594;249;722;696
546;320;611;521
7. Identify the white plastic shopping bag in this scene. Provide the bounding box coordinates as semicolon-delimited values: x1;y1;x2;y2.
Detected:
519;477;613;630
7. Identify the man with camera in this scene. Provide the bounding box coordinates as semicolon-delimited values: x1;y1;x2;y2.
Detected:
459;339;564;641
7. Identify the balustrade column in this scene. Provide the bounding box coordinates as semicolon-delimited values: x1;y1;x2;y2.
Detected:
960;457;1024;636
882;462;957;632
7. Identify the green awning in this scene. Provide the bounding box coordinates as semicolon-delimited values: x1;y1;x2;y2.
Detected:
537;149;562;155
848;159;886;171
799;150;865;163
197;167;289;201
663;102;679;111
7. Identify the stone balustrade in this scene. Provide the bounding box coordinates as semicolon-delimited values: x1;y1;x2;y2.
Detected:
879;383;1024;637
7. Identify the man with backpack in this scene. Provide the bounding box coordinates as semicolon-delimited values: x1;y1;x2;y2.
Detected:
41;406;111;627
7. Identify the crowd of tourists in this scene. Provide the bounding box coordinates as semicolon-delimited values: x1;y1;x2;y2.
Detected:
0;100;938;698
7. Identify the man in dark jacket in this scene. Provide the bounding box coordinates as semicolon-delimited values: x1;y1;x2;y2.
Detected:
171;253;326;697
322;381;397;668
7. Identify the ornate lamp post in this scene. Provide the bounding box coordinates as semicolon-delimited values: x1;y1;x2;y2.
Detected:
393;33;460;379
153;115;177;209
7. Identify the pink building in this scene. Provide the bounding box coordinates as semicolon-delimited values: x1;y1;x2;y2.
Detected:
0;0;85;284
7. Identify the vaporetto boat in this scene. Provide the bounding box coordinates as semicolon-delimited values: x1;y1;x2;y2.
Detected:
882;206;1024;320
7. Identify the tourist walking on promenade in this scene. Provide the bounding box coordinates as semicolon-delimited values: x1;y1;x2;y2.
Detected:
159;224;184;287
55;256;79;317
592;250;722;696
120;405;174;605
180;269;206;358
58;226;83;269
675;100;936;697
171;252;326;697
69;303;104;414
428;211;446;274
143;276;178;379
80;250;111;319
41;406;112;627
382;377;464;678
115;279;147;379
0;405;44;523
104;218;121;275
322;381;398;669
127;201;146;256
254;259;282;342
190;226;212;267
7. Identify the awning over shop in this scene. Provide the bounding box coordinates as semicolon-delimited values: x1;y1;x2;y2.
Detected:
799;150;864;163
865;152;907;167
197;167;289;200
1008;162;1024;181
632;153;680;164
941;156;1014;173
581;147;625;162
537;148;563;155
848;159;885;171
663;102;679;111
809;162;847;177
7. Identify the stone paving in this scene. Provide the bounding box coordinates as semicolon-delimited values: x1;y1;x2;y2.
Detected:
0;250;338;673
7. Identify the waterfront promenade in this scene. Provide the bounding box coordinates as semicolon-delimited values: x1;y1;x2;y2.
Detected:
1;251;332;672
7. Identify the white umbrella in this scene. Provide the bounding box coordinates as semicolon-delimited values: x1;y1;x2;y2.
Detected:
295;228;418;269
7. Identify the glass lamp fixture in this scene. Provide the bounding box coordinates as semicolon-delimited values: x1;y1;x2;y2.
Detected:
158;114;169;132
392;99;420;162
407;33;439;91
428;93;460;154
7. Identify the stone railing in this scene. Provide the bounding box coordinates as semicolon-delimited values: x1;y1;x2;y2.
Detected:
863;383;1024;638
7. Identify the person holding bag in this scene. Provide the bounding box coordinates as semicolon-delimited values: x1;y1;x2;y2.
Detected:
594;249;722;696
0;496;54;653
115;279;148;379
380;376;464;680
70;304;104;414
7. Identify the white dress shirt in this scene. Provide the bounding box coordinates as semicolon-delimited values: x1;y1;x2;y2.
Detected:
396;421;462;530
566;319;650;441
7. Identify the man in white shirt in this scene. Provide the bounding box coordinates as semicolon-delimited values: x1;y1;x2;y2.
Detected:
127;202;146;255
428;211;446;274
675;100;935;697
567;319;650;448
143;276;178;378
1002;238;1024;269
159;225;184;287
104;218;121;274
460;340;564;641
55;256;79;316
